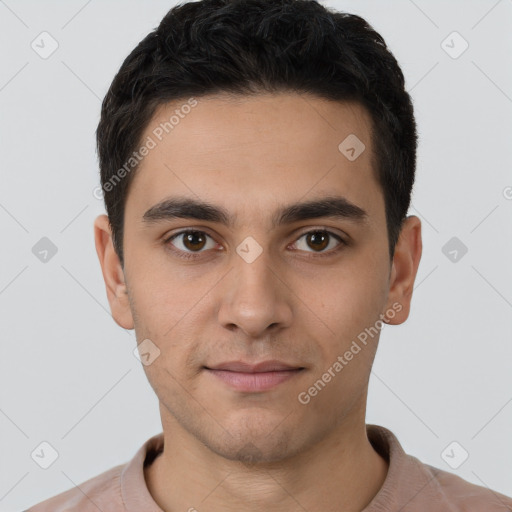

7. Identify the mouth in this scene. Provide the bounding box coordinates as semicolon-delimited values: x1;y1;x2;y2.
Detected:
204;360;305;392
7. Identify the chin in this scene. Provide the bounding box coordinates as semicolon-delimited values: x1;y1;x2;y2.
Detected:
210;434;295;465
204;412;304;465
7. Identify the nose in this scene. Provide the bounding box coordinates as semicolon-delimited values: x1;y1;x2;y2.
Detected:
217;247;293;339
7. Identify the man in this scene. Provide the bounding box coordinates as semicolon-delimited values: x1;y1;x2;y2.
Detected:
26;0;512;510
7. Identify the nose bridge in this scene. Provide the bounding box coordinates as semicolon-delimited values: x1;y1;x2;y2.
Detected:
217;241;292;336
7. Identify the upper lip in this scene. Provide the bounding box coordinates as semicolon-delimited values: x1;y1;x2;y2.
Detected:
206;360;304;373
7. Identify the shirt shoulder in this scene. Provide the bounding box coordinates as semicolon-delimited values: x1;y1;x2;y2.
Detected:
423;462;512;512
24;463;125;512
23;432;165;512
365;425;512;512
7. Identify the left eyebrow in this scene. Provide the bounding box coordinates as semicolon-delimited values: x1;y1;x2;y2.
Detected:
141;195;369;228
273;195;369;228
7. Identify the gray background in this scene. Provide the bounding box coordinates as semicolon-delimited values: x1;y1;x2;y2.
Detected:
1;0;511;509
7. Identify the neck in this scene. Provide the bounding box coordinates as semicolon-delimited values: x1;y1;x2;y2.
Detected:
145;408;388;512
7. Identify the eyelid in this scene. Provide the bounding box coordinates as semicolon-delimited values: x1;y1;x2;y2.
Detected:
294;225;348;242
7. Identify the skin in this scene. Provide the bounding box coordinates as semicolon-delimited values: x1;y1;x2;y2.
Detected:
94;92;422;512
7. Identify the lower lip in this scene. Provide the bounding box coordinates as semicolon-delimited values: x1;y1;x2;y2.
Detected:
206;369;303;392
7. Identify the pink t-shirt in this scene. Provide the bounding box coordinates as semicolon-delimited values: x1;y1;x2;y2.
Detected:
25;424;512;511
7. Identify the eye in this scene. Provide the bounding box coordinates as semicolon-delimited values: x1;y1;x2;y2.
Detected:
292;230;345;255
165;230;217;256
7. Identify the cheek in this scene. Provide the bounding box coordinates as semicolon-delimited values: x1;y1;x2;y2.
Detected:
127;262;211;361
126;255;207;333
306;262;388;347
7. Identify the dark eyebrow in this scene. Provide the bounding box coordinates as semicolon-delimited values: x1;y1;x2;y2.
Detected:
142;195;369;228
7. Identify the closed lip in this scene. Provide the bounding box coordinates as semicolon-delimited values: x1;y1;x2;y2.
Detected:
205;360;304;373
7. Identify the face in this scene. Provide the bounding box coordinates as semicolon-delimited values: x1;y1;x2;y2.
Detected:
95;92;421;464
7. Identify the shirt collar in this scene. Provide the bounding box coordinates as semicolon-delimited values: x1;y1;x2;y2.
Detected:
120;424;445;511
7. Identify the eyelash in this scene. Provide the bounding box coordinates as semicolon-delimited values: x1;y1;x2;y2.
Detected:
163;229;348;260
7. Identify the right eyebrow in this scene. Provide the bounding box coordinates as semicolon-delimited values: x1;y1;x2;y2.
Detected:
142;197;232;227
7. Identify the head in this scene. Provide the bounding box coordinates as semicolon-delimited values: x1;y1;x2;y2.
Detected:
94;0;422;464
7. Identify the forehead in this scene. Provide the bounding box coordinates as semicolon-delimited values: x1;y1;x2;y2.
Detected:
125;92;384;228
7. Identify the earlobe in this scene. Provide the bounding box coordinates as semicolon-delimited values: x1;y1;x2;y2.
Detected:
383;215;422;326
93;214;135;330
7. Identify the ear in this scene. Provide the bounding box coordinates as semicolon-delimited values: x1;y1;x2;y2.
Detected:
94;214;134;330
383;215;422;325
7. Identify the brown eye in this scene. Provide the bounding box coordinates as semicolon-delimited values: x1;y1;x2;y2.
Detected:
306;231;329;251
167;230;216;254
182;231;206;251
294;230;344;254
